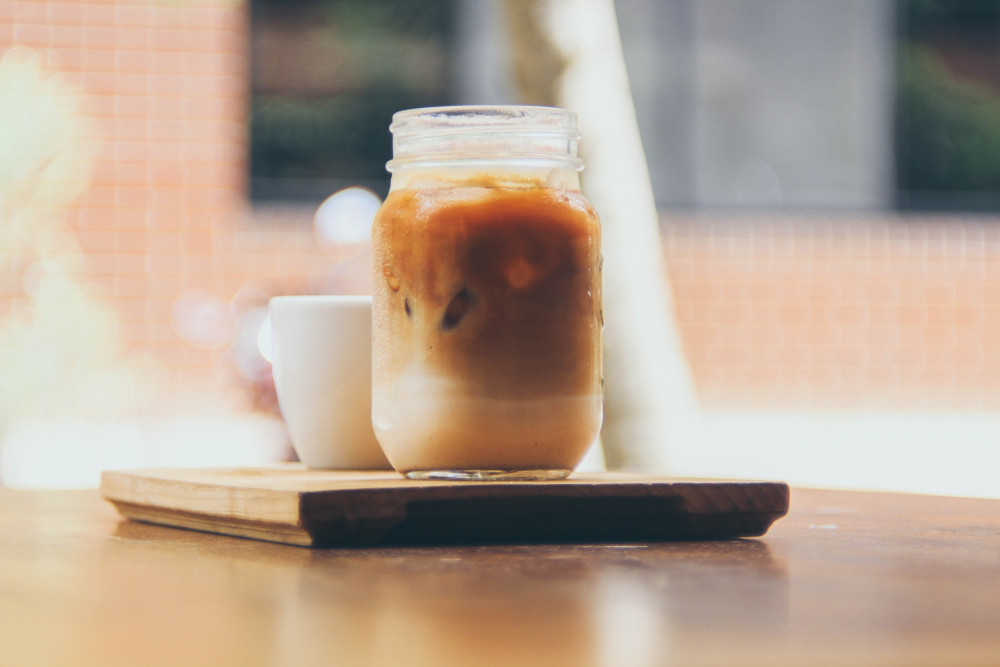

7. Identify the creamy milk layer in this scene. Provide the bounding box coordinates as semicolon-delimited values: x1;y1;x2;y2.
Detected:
372;365;602;472
371;183;602;474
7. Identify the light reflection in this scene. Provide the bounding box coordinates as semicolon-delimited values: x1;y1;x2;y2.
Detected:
313;186;380;255
231;306;270;382
170;289;236;351
593;570;672;665
257;314;274;365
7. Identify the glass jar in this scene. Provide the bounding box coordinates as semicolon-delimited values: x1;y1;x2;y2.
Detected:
371;106;602;480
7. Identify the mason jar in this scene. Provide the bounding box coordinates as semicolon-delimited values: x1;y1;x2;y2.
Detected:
371;106;602;480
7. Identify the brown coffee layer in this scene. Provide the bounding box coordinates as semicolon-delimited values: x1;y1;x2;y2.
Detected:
371;185;603;473
373;186;602;399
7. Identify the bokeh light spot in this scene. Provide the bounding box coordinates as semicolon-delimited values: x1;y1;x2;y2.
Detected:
314;186;381;249
170;289;236;350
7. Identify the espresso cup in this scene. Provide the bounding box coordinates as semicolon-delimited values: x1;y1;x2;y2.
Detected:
269;295;391;469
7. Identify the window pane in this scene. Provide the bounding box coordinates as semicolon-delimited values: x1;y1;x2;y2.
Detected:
896;0;1000;209
249;0;454;201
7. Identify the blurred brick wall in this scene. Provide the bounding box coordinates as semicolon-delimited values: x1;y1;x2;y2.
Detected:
3;1;999;417
2;0;327;414
664;213;1000;411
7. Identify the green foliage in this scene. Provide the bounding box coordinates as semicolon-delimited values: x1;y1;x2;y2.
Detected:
250;88;441;193
896;44;1000;196
318;0;450;40
248;0;452;200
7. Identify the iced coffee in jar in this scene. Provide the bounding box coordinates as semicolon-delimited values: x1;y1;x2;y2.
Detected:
371;106;602;480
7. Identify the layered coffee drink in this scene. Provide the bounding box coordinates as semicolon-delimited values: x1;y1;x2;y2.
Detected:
371;107;602;480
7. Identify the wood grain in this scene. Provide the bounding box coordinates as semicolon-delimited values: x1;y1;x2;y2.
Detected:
4;487;1000;666
100;465;790;546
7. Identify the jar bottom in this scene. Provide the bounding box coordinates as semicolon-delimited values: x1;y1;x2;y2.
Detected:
404;469;572;482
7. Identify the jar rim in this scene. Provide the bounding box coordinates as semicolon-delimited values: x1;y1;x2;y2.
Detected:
387;105;583;172
390;105;579;139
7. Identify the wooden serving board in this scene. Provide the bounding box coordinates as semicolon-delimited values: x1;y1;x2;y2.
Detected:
100;466;789;547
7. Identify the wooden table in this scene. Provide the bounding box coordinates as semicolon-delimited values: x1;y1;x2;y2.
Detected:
1;487;998;666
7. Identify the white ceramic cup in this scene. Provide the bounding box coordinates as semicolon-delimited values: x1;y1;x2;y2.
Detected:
269;295;391;469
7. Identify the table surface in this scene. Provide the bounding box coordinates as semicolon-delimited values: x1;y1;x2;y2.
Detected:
2;486;998;666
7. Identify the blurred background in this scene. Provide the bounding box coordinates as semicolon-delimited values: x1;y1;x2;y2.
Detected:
2;0;1000;495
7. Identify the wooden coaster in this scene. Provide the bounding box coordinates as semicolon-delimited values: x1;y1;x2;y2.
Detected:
101;465;789;547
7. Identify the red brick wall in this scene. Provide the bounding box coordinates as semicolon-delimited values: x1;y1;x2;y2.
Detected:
664;213;1000;411
3;1;999;418
2;0;328;415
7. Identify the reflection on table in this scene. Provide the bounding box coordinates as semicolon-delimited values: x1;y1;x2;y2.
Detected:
2;487;998;665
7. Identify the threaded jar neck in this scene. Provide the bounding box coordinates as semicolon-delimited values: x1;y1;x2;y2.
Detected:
387;105;584;172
